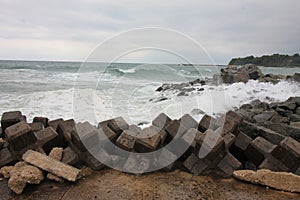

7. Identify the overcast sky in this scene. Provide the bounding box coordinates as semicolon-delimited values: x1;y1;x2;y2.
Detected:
0;0;299;64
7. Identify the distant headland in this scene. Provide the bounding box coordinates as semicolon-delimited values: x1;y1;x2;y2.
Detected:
229;54;300;67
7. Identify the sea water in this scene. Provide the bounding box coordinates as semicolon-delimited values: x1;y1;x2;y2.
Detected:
1;60;300;126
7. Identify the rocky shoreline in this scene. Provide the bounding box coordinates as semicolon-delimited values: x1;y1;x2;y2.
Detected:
154;65;300;97
0;96;300;195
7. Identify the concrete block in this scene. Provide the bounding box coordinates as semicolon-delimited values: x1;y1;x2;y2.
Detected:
245;137;276;167
28;122;44;132
197;129;225;161
71;122;100;152
48;118;64;131
183;154;208;175
182;128;203;150
198;114;217;132
156;149;177;171
217;153;242;177
216;111;242;135
222;132;236;149
5;121;37;152
123;154;151;174
152;113;172;129
0;147;15;167
22;150;81;182
271;137;300;171
180;114;198;130
107;117;129;135
165;120;189;142
128;124;142;135
116;130;137;151
135;126;165;152
1;111;22;132
35;127;59;153
33;117;49;127
56;119;75;142
61;146;80;166
258;156;289;172
229;132;252;163
98;123;118;142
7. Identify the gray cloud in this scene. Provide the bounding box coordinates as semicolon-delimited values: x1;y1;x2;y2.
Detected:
0;0;299;63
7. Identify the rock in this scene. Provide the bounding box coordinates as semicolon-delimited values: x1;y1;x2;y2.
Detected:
198;114;217;132
5;121;37;152
0;166;15;178
290;122;300;127
1;111;23;133
286;97;300;106
22;150;81;182
0;137;4;149
8;165;44;194
270;102;297;111
233;169;300;193
48;147;63;161
253;111;276;123
152;113;172;130
291;73;300;82
47;147;64;182
220;66;249;84
33;117;49;127
271;137;300;171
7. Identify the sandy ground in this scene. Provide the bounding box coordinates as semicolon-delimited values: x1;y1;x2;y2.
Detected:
0;169;299;200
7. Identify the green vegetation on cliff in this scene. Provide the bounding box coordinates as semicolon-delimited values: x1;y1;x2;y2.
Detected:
229;54;300;67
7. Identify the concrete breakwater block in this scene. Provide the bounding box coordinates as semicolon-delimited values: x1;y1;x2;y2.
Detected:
1;111;23;133
5;121;37;152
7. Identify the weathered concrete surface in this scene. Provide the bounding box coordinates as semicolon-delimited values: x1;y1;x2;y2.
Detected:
233;169;300;193
8;165;44;194
22;150;81;182
0;169;299;200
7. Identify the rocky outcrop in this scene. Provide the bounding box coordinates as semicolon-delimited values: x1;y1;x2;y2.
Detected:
219;64;263;84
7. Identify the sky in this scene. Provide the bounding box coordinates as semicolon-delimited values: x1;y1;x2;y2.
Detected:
0;0;299;64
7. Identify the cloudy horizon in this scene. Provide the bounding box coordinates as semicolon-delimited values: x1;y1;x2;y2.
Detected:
0;0;299;64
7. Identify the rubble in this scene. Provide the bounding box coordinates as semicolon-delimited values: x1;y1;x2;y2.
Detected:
23;150;81;182
233;169;300;193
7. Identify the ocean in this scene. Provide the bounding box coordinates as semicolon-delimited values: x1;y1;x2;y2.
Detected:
1;60;300;126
